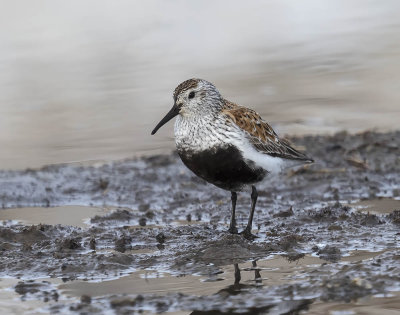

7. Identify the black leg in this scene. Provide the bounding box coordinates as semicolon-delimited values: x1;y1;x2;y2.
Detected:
241;185;258;240
252;260;262;284
234;263;241;284
228;191;238;234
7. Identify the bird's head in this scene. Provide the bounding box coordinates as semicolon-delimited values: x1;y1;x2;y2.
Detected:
151;78;222;135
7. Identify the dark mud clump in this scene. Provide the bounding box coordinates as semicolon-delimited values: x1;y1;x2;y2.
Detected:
15;280;59;302
387;210;400;225
321;277;373;302
91;209;135;224
316;245;342;262
0;131;400;313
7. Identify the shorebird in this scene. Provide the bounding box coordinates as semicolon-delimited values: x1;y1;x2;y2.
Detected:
151;79;313;239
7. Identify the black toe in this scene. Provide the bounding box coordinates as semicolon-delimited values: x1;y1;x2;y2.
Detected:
240;228;257;240
228;226;239;234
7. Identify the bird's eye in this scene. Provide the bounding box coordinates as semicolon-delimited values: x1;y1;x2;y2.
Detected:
188;91;195;99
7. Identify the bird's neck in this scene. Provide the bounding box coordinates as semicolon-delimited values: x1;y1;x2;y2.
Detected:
174;113;223;152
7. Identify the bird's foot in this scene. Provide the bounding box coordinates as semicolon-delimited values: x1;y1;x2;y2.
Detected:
240;227;257;240
227;226;239;234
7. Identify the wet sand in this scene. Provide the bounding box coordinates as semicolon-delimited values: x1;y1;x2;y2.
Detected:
0;131;400;313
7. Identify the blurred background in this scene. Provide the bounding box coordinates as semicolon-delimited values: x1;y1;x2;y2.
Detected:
1;0;399;170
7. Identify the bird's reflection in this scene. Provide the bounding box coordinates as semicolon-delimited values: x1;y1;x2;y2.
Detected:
217;260;263;296
252;260;262;284
234;263;240;284
190;261;270;315
190;260;311;315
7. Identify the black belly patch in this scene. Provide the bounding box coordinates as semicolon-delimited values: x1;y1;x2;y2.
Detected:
178;145;267;191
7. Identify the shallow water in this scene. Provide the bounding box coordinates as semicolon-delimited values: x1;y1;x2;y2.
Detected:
352;198;400;215
0;205;107;228
1;1;400;169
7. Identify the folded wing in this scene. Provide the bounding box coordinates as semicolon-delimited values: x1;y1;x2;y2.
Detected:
222;100;313;162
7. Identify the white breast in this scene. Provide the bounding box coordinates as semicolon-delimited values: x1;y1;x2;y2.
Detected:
174;115;229;152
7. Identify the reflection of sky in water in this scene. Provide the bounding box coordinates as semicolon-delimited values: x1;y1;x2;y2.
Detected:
0;0;400;169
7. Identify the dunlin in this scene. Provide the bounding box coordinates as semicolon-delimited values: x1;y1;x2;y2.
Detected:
152;79;313;239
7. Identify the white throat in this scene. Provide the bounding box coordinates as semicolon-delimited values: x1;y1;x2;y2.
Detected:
174;114;225;152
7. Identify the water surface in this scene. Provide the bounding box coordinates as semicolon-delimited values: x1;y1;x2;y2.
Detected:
1;0;400;169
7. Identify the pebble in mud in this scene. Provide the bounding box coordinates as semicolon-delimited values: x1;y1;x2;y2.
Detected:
14;281;59;302
110;295;144;309
57;238;81;251
80;295;92;304
114;235;132;253
388;210;400;224
317;245;342;262
145;211;155;219
273;206;294;218
327;224;342;231
90;209;135;224
97;178;109;190
89;238;96;250
156;232;166;244
139;217;147;226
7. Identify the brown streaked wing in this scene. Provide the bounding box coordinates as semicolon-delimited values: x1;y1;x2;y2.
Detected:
222;100;313;161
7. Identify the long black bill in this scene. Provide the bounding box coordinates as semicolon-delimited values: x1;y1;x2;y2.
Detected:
151;104;180;135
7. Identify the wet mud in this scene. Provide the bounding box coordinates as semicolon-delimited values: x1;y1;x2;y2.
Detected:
0;130;400;314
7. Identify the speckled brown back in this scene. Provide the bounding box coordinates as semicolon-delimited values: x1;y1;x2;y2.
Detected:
222;99;312;161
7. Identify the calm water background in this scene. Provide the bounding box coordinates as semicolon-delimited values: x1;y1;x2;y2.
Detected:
1;0;400;169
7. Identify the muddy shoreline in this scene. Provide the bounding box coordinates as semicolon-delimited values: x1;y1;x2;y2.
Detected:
0;130;400;314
